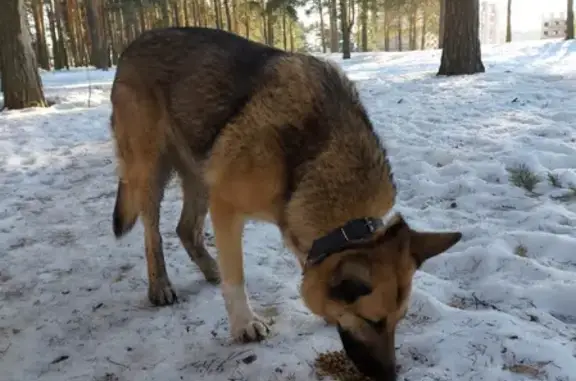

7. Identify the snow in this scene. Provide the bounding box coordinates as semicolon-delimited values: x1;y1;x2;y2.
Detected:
2;38;576;381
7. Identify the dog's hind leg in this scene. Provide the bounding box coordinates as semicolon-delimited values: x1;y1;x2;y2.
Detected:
138;160;177;306
176;177;220;284
111;82;177;306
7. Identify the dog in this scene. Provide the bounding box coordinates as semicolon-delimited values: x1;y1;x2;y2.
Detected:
109;26;462;380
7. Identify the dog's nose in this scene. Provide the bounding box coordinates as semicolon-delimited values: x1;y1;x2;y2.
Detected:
337;324;397;381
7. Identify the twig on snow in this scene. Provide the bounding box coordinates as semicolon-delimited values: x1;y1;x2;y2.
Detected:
105;357;129;369
471;293;501;312
51;355;69;364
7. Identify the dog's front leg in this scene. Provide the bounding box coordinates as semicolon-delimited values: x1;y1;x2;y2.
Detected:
209;195;270;342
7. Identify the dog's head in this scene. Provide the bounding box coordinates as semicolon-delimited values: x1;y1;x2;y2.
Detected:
300;214;462;380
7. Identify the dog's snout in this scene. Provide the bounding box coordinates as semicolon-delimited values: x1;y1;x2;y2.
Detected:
337;324;397;381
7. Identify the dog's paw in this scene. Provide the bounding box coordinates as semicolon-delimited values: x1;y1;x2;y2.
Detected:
199;259;221;285
148;278;178;306
189;248;221;285
231;314;270;343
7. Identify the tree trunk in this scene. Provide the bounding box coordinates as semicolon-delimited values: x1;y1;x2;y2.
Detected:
190;0;197;25
160;1;170;27
356;20;361;48
139;3;147;31
267;14;275;46
108;7;120;65
567;0;574;40
412;8;418;49
173;1;181;27
282;12;287;50
330;0;339;52
0;49;5;94
183;0;190;25
438;0;485;76
421;7;427;49
318;0;326;53
86;0;109;69
289;19;294;52
213;0;222;29
243;0;250;38
223;0;232;30
397;14;402;51
348;0;355;37
47;0;63;69
0;0;48;109
384;8;390;51
260;0;267;42
360;0;368;51
65;0;82;67
232;0;238;32
54;0;69;69
180;0;187;26
438;0;445;48
370;0;378;50
204;2;209;27
409;9;416;50
123;5;137;44
506;0;512;42
408;4;418;50
202;1;209;27
31;0;50;70
340;0;351;58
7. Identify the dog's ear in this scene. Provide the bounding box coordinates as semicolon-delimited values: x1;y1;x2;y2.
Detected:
328;258;373;304
380;213;411;243
408;230;462;267
379;213;462;267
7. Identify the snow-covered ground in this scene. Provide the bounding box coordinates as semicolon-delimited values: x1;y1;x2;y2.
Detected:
2;39;576;381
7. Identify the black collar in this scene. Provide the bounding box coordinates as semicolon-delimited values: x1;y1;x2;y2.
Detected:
306;217;384;266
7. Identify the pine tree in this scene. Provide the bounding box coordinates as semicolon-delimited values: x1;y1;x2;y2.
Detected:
437;0;485;76
567;0;575;40
506;0;512;42
0;0;47;109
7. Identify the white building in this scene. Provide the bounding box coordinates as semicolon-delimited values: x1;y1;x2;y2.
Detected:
541;12;568;39
479;1;502;44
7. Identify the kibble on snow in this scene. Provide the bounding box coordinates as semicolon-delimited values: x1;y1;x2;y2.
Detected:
314;350;372;381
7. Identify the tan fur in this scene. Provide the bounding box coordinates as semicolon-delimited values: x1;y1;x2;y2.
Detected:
109;27;462;380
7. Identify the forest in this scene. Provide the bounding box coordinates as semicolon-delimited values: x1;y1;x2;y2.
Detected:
0;0;574;109
1;0;447;72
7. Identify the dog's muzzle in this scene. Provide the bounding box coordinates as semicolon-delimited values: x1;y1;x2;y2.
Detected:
337;324;397;381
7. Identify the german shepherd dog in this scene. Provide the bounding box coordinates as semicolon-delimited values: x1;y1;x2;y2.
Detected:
109;26;462;380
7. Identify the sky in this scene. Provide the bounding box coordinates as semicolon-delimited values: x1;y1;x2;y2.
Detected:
499;0;569;31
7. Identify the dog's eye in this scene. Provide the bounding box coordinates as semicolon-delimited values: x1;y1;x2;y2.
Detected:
328;278;372;304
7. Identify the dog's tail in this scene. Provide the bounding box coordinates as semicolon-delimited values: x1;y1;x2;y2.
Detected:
112;179;139;238
110;107;140;238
